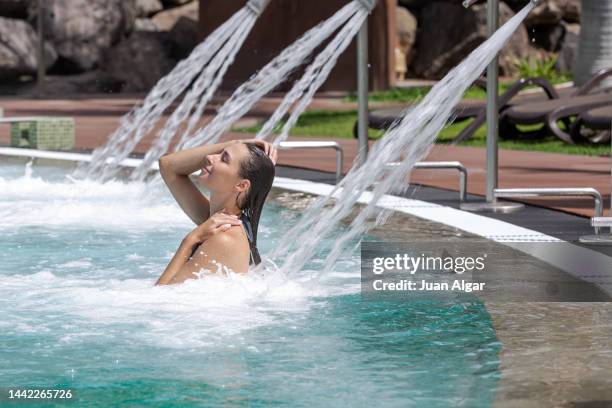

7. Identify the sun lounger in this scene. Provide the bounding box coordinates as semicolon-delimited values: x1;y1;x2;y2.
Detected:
581;104;612;130
356;76;561;141
499;68;612;142
500;93;611;140
455;67;612;143
547;101;612;144
355;68;612;144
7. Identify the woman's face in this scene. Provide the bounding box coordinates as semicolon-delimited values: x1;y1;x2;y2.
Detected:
197;142;250;194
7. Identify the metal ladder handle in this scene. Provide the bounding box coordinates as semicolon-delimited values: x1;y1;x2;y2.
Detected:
494;187;604;233
278;141;344;183
386;161;468;203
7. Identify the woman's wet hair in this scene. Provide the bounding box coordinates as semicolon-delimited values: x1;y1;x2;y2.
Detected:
235;142;275;265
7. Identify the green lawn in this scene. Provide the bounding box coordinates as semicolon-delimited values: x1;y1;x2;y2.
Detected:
233;109;610;157
344;77;573;103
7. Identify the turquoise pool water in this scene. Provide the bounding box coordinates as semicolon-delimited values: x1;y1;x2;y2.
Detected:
0;160;501;407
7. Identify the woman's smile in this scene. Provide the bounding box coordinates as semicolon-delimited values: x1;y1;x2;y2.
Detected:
200;159;213;176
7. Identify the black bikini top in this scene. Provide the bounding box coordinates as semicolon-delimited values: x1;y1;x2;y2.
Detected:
240;210;255;265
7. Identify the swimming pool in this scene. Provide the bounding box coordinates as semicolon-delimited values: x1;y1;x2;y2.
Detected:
0;158;504;407
3;157;612;407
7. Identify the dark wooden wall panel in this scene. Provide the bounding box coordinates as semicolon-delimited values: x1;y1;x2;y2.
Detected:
198;0;396;92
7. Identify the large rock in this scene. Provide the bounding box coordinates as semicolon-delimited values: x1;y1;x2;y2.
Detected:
161;0;194;7
168;16;198;59
0;16;57;78
529;23;565;52
20;71;123;95
100;31;175;92
524;0;581;25
33;0;136;71
412;2;533;79
135;18;160;31
0;0;28;18
556;22;579;73
135;0;163;18
152;0;197;31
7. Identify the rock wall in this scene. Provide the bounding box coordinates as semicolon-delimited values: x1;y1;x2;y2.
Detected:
0;16;57;79
0;0;198;94
397;0;581;80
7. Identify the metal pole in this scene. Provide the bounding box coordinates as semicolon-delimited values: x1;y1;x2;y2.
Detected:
36;0;45;97
356;17;369;167
460;0;523;213
485;0;499;203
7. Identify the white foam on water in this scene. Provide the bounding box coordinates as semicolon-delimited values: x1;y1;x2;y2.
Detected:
57;259;93;269
1;163;361;350
1;265;356;349
0;166;190;231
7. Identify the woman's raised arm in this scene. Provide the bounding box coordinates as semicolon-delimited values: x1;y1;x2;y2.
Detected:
158;140;236;225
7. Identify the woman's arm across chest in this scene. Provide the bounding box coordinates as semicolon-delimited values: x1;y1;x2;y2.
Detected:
155;229;249;285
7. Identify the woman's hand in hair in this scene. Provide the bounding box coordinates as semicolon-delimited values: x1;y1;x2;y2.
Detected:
240;139;278;165
185;208;242;246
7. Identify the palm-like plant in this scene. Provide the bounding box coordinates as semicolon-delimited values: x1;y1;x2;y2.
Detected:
573;0;612;85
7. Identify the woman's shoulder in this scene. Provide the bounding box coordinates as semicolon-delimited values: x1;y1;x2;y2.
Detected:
197;225;250;273
203;225;249;250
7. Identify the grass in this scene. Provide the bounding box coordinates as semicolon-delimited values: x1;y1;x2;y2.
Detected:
233;109;610;157
235;110;383;139
344;76;573;104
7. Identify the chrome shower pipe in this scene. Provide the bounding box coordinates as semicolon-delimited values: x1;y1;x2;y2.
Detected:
247;0;271;16
463;0;539;8
357;0;377;11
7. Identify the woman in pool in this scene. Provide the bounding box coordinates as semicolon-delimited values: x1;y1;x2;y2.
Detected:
155;139;277;285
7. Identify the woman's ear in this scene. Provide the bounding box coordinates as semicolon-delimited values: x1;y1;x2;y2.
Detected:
236;178;251;193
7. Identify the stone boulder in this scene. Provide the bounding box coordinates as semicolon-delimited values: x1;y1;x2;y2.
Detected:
529;23;566;52
168;16;198;59
0;16;57;79
152;0;197;31
411;1;533;79
100;31;175;92
161;0;194;7
523;0;581;25
135;0;163;18
135;18;160;31
0;0;28;18
556;22;579;73
20;71;123;95
33;0;136;71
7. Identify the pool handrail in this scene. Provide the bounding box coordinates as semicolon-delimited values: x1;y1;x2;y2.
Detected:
278;141;344;184
386;160;468;203
494;187;604;233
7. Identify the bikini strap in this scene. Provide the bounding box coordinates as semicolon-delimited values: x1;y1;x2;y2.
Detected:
240;211;254;244
240;210;256;265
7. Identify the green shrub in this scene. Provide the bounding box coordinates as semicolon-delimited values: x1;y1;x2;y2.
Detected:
512;55;572;83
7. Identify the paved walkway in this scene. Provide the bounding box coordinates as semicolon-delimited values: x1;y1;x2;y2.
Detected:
0;95;609;218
